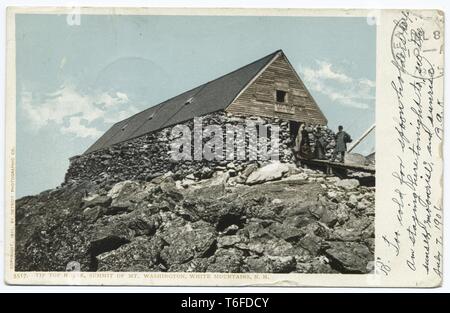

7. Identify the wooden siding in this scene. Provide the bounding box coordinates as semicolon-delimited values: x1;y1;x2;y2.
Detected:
226;53;328;125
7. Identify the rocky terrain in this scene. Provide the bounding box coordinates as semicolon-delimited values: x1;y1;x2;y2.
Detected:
16;161;375;274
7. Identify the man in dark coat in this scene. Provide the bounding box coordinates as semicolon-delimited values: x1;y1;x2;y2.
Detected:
299;124;310;148
314;126;326;159
332;125;352;162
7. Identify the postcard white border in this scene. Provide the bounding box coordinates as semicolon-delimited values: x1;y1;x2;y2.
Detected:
4;6;444;287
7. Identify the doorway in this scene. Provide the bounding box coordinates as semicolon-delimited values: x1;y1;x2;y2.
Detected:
289;121;301;150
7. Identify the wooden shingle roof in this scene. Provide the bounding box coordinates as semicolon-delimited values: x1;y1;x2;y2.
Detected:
85;50;281;154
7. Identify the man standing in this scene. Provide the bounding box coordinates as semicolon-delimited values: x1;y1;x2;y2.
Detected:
314;126;326;159
333;125;352;163
296;124;314;159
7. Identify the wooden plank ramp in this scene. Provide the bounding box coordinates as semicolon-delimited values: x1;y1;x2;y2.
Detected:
299;158;376;174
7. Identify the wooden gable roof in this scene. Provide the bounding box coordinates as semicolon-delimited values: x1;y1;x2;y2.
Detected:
84;50;326;154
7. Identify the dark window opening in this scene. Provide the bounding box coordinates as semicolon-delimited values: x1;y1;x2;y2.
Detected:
276;90;287;103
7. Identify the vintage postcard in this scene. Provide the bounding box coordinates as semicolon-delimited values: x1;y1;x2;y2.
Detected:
4;7;444;287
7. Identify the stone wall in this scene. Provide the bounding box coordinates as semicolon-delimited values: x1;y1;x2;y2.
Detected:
64;112;295;188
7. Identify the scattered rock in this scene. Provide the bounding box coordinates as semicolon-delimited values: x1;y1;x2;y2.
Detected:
267;222;303;242
222;224;239;235
271;198;283;205
217;235;243;248
16;133;374;275
169;258;210;272
298;233;323;256
267;255;296;273
241;163;258;178
282;172;308;182
82;206;104;221
150;171;174;184
82;195;112;209
207;248;243;273
335;179;360;190
296;256;337;274
181;177;196;188
108;181;152;211
246;256;269;272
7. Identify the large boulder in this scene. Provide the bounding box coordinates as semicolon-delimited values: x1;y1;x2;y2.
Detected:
246;161;290;185
207;248;244;273
329;216;374;241
298;233;324;256
296;257;337;274
96;236;165;271
241;163;258;178
335;179;360;190
182;192;244;229
89;206;162;258
159;220;217;266
245;255;297;273
89;221;135;257
246;256;270;272
82;195;112;209
323;241;372;273
82;206;105;222
261;238;295;257
217;235;244;248
107;180;153;211
267;255;297;273
267;222;303;242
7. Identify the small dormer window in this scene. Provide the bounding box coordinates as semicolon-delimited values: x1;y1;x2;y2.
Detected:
276;90;287;103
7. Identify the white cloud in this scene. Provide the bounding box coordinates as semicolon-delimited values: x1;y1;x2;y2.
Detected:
21;84;137;139
360;78;376;88
61;116;103;138
96;91;130;108
299;60;375;109
302;60;352;84
116;92;129;102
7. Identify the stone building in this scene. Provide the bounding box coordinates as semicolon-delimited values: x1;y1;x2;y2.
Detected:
65;50;327;185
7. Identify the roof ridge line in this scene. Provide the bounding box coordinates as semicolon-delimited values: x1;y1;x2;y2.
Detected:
108;49;283;126
84;49;286;154
224;50;282;111
194;49;282;90
159;50;282;130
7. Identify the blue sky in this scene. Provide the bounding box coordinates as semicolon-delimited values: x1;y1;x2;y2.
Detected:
16;14;376;197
